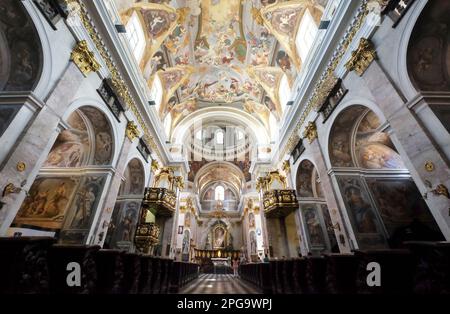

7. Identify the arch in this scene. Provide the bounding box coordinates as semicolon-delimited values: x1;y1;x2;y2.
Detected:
120;158;146;196
0;1;43;93
326;105;444;249
406;0;450;92
172;107;270;146
46;106;115;167
296;159;323;198
396;0;429;99
328;105;405;170
62;98;121;166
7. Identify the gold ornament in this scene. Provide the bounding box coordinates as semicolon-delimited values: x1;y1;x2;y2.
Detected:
345;37;377;76
126;121;140;141
16;162;26;172
424;161;435;172
303;121;318;144
70;40;100;76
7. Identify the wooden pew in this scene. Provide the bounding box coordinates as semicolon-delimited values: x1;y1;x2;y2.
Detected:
0;237;55;294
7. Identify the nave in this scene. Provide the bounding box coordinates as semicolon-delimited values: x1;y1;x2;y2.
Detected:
179;274;261;294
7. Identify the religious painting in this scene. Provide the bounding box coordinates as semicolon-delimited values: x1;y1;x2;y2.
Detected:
301;205;325;247
44;111;89;168
407;0;450;92
139;7;177;38
329;107;366;167
366;178;444;242
355;111;405;170
296;159;314;198
184;212;191;228
337;176;387;249
248;213;255;229
320;204;339;253
213;225;227;249
105;200;140;249
66;176;106;230
13;177;79;230
0;105;20;137
249;230;257;255
81;107;113;165
182;230;190;261
124;159;145;195
194;0;246;67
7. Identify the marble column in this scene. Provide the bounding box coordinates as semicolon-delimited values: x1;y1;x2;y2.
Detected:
89;134;134;246
0;62;84;235
305;133;352;253
362;61;450;240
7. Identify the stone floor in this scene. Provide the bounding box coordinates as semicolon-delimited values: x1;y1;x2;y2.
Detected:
179;274;262;294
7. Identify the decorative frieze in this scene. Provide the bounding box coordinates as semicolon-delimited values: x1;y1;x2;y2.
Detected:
70;40;100;77
345;38;377;76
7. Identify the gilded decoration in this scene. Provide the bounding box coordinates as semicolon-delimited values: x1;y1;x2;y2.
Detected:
345;37;377;76
303;121;318;144
125;121;140;141
151;159;160;173
70;40;100;76
65;0;161;160
280;1;370;159
425;161;435;172
282;160;291;173
16;162;26;172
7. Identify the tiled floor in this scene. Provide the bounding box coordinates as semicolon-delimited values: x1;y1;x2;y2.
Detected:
179;274;262;294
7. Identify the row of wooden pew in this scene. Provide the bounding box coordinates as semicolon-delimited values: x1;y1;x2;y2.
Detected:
0;237;199;294
239;242;450;294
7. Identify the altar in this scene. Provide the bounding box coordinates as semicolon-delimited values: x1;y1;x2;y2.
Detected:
211;258;231;274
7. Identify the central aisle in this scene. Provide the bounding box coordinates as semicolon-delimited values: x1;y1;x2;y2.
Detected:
179;274;262;294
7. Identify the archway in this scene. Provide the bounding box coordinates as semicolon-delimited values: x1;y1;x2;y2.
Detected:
9;106;115;244
329;106;443;249
104;158;145;251
0;0;43;137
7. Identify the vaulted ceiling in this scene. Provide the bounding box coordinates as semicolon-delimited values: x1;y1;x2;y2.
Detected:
115;0;328;136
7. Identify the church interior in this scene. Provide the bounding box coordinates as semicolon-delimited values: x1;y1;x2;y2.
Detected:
0;0;450;296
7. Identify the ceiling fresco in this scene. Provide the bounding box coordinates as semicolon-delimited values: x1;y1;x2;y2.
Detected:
115;0;329;132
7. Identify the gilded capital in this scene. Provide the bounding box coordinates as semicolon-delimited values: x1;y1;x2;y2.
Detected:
345;38;377;76
126;121;140;141
303;121;318;144
70;40;100;76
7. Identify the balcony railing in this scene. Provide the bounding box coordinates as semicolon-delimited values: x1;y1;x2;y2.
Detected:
142;187;176;217
262;189;299;218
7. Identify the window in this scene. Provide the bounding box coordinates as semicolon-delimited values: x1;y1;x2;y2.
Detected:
126;12;145;62
237;130;244;141
215;185;225;201
195;130;202;140
216;130;224;145
296;9;318;61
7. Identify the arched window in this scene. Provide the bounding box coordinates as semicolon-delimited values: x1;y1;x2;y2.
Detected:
126;12;146;62
296;9;318;61
216;130;224;145
215;185;225;201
